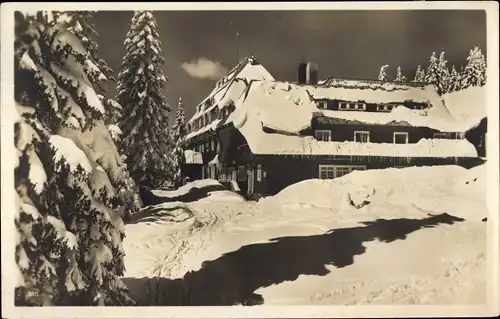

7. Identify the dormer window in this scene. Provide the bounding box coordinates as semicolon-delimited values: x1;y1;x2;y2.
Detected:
317;101;328;109
377;104;394;112
339;102;366;111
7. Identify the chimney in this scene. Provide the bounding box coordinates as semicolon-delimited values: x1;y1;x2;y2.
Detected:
298;62;307;84
306;62;318;85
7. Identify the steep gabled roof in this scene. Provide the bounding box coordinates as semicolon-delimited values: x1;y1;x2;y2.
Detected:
186;54;275;126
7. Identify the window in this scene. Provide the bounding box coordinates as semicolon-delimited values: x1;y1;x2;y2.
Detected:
393;132;409;144
456;132;465;140
231;169;237;182
211;138;215;151
200;143;204;153
433;132;452;139
339;102;366;111
319;165;366;179
339;102;350;110
377;104;394;112
315;130;331;142
317;101;328;109
257;164;262;182
354;131;370;143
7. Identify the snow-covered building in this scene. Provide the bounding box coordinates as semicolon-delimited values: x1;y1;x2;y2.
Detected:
183;55;484;197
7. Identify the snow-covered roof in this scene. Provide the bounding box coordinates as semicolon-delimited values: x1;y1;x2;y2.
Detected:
186;55;275;129
442;86;487;131
226;80;478;158
184;150;203;164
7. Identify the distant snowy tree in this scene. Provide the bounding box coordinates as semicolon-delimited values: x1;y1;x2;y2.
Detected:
424;52;439;87
435;52;451;95
13;11;134;306
394;66;407;82
117;11;173;188
170;97;187;187
377;65;389;81
447;65;463;93
412;65;425;82
461;46;487;89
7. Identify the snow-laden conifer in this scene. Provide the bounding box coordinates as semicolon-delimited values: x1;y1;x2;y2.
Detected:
412;65;425;82
394;66;407;82
461;46;486;89
447;65;462;93
116;11;173;188
13;11;134;306
377;65;389;81
171;97;187;187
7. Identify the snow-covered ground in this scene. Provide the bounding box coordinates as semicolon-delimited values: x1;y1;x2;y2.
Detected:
122;165;487;306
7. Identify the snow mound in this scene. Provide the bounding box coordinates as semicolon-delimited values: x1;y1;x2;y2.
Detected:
442;86;486;130
265;165;487;221
148;179;246;205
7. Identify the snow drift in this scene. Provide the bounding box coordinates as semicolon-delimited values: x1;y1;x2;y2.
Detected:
442;86;487;131
262;164;486;221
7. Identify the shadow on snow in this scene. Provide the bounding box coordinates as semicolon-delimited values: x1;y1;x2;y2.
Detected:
139;184;228;206
123;212;465;306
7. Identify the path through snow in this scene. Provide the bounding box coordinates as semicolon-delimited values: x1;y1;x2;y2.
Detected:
122;166;487;306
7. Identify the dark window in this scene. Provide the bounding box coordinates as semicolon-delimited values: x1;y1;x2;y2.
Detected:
393;132;409;144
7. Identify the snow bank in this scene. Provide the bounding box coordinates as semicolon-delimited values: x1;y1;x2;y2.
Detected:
184;150;203;164
229;81;477;157
442;86;486;131
264;165;487;221
151;179;224;198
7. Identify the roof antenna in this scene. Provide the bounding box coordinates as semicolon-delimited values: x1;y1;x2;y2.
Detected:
236;32;240;64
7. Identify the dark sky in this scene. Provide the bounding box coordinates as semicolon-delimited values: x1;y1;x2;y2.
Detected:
94;10;486;125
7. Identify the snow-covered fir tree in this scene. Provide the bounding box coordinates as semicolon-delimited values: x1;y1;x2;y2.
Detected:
13;11;135;306
412;65;425;82
447;65;463;93
116;11;173;188
377;65;389;81
59;10;141;219
461;46;487;89
394;66;407;82
170;97;187;187
424;52;439;87
435;51;451;95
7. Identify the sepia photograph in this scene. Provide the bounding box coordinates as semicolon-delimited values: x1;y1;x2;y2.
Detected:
1;1;499;318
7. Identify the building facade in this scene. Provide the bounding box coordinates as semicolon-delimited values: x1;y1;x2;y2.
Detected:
183;55;484;197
